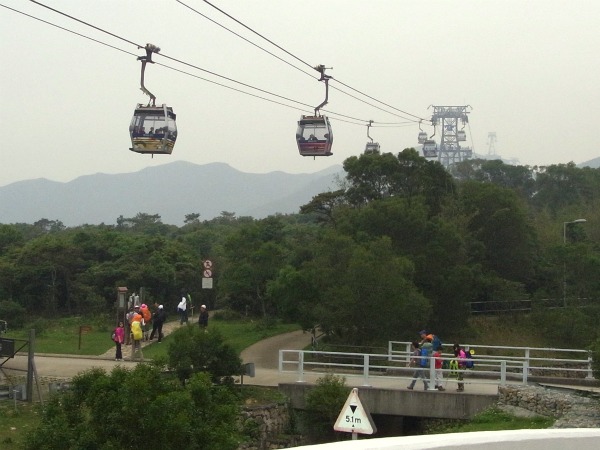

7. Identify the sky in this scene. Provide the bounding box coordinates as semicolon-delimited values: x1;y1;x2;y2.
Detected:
1;0;599;188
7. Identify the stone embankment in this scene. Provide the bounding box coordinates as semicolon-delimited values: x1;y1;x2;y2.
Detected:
498;384;600;428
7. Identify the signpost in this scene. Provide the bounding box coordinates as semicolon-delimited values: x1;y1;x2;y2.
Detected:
333;388;377;440
202;260;213;289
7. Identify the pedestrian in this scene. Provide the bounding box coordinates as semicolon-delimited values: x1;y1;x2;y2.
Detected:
149;303;159;340
198;304;208;330
152;304;167;342
124;307;135;345
433;346;445;391
130;306;145;361
453;343;466;392
177;294;188;324
113;321;124;361
407;341;429;390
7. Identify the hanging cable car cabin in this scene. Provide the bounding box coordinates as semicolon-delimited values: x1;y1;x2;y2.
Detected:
422;140;438;158
296;115;333;157
418;131;428;144
129;104;177;155
457;130;467;141
364;142;380;154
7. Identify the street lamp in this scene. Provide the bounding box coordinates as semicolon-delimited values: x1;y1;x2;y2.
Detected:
563;218;587;307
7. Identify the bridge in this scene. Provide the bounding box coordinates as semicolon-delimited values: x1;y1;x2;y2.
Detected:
270;340;597;419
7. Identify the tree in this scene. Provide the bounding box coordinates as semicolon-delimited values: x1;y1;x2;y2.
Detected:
167;326;242;385
24;365;241;450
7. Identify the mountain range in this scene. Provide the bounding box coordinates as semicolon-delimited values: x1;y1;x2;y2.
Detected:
0;162;343;226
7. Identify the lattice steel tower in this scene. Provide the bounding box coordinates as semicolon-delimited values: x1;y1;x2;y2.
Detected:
423;105;472;168
487;132;497;156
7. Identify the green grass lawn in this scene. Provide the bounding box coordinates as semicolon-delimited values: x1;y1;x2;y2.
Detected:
3;316;300;357
432;407;554;433
0;401;38;449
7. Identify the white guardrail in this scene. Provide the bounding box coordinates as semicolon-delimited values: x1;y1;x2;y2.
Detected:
279;341;594;388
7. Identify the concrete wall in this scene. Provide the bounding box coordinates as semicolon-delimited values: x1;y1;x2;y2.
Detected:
279;383;497;419
286;429;600;449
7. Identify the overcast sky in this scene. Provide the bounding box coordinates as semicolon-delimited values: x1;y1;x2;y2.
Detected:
1;0;599;188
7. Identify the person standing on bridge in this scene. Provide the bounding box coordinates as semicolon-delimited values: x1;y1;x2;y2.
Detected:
407;341;429;390
453;343;466;392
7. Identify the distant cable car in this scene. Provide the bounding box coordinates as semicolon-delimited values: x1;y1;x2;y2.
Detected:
364;120;380;154
129;44;177;156
129;104;177;155
457;130;467;141
297;65;333;157
418;120;428;144
422;140;438;158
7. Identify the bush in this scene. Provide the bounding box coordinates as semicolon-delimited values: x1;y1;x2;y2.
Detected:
0;300;26;329
167;326;242;385
303;374;348;440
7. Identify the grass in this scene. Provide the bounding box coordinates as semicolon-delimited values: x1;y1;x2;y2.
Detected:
0;401;38;449
433;407;554;433
3;316;300;357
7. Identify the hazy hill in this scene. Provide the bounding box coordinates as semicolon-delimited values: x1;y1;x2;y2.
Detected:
578;157;600;169
0;162;343;226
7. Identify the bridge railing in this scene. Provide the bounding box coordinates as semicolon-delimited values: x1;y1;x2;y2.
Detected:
280;349;522;388
388;341;594;382
279;343;595;388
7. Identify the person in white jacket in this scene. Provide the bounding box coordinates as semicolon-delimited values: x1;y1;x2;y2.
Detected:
177;294;188;324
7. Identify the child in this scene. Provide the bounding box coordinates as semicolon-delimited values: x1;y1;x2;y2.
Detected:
114;321;124;361
433;346;445;391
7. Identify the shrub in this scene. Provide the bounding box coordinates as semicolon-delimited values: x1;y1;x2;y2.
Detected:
167;326;242;385
0;300;26;329
303;374;348;440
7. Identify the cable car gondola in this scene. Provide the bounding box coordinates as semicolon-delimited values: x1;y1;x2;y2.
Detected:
457;130;466;141
417;120;427;144
129;104;177;155
422;140;438;158
297;115;333;156
364;120;380;154
297;65;333;157
129;44;177;156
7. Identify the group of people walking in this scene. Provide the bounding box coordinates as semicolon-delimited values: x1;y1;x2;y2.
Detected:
113;296;210;360
112;302;168;361
407;330;469;392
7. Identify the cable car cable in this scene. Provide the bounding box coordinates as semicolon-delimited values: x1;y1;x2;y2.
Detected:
175;0;317;80
17;1;400;127
2;3;137;58
196;0;427;122
177;0;418;122
194;0;315;72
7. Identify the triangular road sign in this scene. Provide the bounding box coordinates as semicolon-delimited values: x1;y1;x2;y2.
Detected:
333;388;377;435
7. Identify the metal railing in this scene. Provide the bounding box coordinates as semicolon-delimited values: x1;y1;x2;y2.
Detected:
388;341;594;382
279;342;595;388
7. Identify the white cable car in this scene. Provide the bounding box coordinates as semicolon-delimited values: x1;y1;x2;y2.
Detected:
457;130;467;141
296;116;333;157
297;65;333;157
364;120;380;154
129;44;177;156
418;131;428;144
129;104;177;155
422;140;438;158
365;142;380;154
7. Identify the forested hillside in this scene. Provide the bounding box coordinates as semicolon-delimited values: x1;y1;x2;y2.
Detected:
1;150;599;350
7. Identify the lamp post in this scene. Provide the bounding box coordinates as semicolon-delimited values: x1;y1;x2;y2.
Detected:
563;218;587;307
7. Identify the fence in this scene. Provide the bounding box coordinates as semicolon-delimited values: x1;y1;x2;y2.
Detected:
279;342;594;389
